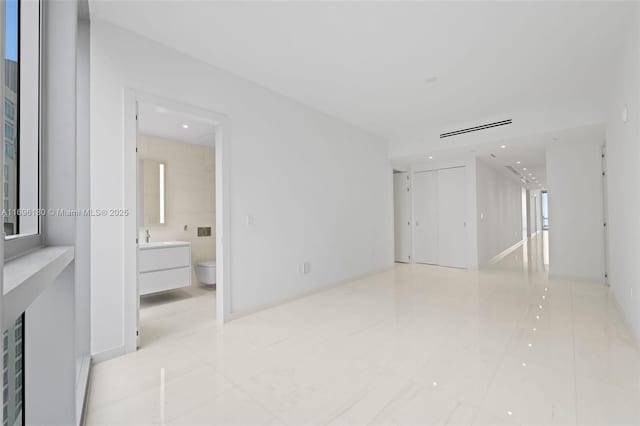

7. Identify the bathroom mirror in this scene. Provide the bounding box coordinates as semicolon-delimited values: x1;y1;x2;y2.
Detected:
142;159;166;226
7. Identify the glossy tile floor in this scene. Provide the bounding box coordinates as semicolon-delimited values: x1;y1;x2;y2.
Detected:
87;233;640;426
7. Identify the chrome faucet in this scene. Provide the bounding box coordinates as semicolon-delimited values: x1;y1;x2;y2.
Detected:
145;229;151;243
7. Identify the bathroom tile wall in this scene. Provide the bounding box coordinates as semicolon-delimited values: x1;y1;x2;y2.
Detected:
138;134;215;284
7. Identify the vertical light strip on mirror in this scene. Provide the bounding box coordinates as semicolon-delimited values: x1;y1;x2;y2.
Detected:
159;163;165;224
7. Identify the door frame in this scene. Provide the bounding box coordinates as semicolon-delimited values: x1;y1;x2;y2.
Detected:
393;171;412;263
123;89;232;353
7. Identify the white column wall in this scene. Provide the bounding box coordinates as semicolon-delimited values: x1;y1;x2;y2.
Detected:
605;4;640;338
546;137;605;283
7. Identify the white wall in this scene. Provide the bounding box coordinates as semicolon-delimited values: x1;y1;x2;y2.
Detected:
546;136;605;283
26;2;83;425
475;159;523;266
605;4;640;338
90;20;394;356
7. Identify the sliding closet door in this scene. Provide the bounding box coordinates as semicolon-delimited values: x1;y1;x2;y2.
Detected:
437;167;467;268
393;172;412;263
413;171;439;264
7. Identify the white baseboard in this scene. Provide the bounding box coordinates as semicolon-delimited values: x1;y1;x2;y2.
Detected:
91;345;126;363
488;239;525;265
547;272;605;285
228;264;394;321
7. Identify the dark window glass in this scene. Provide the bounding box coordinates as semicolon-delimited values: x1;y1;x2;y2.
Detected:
3;0;18;236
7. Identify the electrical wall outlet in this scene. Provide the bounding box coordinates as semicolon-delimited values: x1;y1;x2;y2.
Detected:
298;262;311;275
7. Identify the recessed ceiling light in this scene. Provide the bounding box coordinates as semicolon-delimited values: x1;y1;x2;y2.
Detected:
528;173;532;176
500;145;507;149
182;124;189;129
428;155;433;160
523;167;527;171
516;161;521;165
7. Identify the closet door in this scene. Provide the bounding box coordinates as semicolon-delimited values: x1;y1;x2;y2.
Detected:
437;167;467;268
413;171;439;264
393;172;412;263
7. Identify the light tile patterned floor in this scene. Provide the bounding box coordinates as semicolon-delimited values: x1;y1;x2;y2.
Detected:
87;234;640;425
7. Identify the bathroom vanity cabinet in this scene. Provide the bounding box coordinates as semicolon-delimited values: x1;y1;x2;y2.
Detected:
138;241;191;295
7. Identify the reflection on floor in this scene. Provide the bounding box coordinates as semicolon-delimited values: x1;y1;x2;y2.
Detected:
87;235;640;425
140;285;216;348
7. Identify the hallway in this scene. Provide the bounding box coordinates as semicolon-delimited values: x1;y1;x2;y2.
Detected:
87;234;639;426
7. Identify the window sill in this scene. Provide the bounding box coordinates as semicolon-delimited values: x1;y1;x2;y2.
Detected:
3;246;75;324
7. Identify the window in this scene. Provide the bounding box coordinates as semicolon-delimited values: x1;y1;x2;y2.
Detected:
4;100;13;119
3;0;40;242
4;124;12;140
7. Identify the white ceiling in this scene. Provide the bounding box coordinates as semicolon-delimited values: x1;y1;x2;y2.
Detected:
137;102;216;146
91;1;633;138
474;141;548;190
391;123;605;190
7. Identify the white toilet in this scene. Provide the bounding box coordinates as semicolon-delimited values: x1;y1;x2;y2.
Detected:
195;260;216;285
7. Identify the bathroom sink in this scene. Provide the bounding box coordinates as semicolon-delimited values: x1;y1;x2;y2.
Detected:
139;241;190;250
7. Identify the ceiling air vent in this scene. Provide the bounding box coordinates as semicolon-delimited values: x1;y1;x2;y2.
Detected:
440;119;512;139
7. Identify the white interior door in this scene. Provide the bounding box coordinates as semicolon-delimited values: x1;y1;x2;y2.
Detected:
413;171;439;264
437;167;467;268
393;172;412;263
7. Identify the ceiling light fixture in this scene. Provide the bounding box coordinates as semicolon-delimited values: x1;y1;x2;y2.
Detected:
516;161;521;165
500;145;507;149
428;155;433;160
182;124;189;129
523;167;527;171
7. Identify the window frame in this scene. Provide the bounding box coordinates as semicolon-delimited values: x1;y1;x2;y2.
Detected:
3;0;43;260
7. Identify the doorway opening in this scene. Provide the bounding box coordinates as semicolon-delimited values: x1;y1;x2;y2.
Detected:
542;191;549;267
541;191;549;231
122;90;231;353
135;101;217;348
